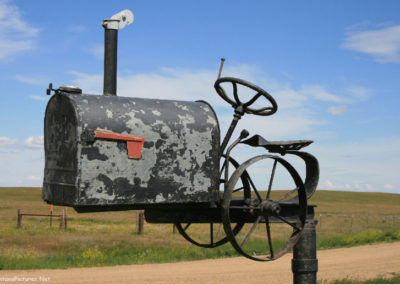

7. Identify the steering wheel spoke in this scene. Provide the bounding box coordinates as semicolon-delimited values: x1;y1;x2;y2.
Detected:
232;82;241;105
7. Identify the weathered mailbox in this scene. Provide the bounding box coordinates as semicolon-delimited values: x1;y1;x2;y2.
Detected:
42;10;319;282
43;93;220;209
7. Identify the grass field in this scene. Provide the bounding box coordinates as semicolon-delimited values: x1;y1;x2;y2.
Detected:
0;187;399;270
320;274;400;284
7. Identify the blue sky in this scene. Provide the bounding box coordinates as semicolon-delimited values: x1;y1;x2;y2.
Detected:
0;0;399;193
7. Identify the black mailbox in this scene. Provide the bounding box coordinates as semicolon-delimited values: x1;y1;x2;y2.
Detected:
42;92;220;209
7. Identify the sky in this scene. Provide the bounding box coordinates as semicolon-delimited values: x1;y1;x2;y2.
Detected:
0;0;399;194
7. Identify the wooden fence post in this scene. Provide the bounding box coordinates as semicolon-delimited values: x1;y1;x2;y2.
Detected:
17;209;22;228
59;209;65;230
350;215;354;229
64;208;68;230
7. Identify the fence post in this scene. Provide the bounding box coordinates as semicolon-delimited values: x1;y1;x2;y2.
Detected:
319;214;322;228
59;209;65;230
17;209;22;228
64;208;68;230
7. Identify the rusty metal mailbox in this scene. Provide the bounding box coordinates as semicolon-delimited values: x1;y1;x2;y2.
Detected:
43;92;220;209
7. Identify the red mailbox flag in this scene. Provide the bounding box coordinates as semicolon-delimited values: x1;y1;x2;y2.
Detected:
94;130;145;159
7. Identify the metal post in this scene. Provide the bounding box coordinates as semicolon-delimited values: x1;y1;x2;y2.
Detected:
102;10;134;96
292;219;318;284
103;28;118;96
17;209;22;228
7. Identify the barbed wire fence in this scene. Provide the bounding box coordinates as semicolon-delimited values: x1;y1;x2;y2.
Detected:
317;213;400;230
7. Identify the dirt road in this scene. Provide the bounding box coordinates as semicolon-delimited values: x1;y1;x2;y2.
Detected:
1;242;399;283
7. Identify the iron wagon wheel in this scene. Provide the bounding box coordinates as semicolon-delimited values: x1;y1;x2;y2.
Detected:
175;156;251;248
221;154;307;261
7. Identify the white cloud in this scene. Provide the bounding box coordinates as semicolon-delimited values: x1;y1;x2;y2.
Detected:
29;95;48;101
70;71;102;94
325;180;334;188
384;184;393;189
27;175;40;181
312;137;400;194
346;85;370;101
341;25;400;63
328;105;348;115
0;136;17;147
14;74;46;86
66;25;87;33
365;184;373;191
24;136;43;149
0;147;43;186
0;0;39;60
85;44;104;60
0;39;35;60
299;85;345;103
71;65;258;107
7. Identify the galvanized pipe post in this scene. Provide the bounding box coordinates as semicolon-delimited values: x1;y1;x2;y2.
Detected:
102;10;134;96
103;28;118;96
292;219;318;284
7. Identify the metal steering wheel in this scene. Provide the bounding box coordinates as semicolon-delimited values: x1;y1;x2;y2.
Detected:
214;77;278;116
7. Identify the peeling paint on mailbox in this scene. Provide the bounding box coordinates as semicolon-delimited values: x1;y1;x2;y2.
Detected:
42;92;220;209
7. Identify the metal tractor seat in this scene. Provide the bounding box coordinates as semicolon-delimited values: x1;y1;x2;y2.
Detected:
242;134;313;154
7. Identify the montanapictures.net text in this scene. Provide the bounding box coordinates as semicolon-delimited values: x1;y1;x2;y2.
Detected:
0;276;51;282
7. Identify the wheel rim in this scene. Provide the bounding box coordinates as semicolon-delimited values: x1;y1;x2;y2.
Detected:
221;154;307;261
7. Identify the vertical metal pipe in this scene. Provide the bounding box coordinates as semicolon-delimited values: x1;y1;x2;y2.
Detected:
292;219;318;284
103;28;118;96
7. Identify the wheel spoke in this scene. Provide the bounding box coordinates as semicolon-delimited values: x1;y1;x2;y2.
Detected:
220;162;226;176
241;215;262;248
183;223;191;231
247;175;263;202
265;217;274;259
267;160;278;200
275;215;301;232
233;186;245;193
276;187;299;202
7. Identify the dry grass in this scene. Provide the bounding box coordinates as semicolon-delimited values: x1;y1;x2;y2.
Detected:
0;187;399;269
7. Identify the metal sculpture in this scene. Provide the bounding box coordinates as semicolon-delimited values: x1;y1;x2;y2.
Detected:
42;9;320;283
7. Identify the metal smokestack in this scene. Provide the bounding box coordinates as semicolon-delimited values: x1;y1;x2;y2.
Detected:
102;10;134;96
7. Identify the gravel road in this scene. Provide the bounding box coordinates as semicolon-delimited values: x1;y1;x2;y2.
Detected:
1;242;399;283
